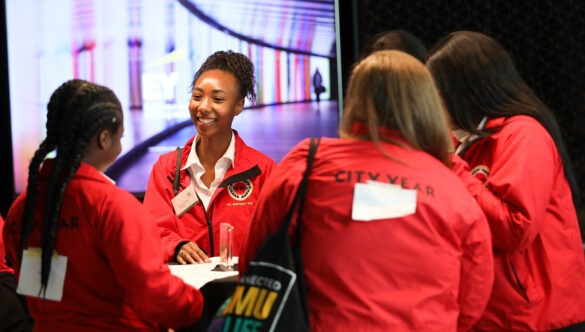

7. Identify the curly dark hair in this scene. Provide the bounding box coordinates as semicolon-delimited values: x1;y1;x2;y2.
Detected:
20;79;122;296
190;50;257;104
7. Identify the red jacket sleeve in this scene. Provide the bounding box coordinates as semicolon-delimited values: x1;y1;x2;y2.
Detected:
451;119;558;253
456;203;494;331
100;192;203;329
3;194;26;274
0;214;15;274
239;140;307;276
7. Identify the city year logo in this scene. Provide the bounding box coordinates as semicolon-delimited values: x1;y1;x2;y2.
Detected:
471;165;490;183
228;179;253;201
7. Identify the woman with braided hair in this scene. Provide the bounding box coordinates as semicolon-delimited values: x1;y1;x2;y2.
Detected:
3;79;204;331
143;51;276;264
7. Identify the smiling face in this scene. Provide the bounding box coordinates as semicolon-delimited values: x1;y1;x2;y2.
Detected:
189;69;244;140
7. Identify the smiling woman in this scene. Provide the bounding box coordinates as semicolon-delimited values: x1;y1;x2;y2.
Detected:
143;51;277;266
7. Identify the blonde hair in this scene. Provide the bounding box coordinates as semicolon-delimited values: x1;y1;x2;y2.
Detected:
340;50;451;165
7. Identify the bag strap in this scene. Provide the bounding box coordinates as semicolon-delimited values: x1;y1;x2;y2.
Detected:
173;147;183;196
281;137;320;233
287;137;319;328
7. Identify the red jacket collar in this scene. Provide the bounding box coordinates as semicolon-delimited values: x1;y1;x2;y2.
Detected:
180;130;249;169
39;159;113;184
177;130;260;189
484;116;506;129
350;122;411;146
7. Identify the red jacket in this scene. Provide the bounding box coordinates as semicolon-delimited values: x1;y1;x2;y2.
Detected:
0;215;14;274
452;116;585;330
3;161;203;331
143;132;276;262
240;132;494;331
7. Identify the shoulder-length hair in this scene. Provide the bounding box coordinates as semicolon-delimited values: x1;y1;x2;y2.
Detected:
340;50;452;166
426;30;579;205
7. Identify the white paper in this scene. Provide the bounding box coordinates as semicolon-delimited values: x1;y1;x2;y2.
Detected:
168;256;239;289
17;248;68;302
352;180;417;221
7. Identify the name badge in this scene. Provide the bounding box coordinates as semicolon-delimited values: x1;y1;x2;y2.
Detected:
352;180;417;221
171;184;198;217
17;247;67;302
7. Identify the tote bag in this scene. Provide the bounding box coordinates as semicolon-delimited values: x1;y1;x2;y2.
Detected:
212;138;320;332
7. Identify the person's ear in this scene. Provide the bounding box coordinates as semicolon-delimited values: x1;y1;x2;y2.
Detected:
97;130;111;150
234;99;244;116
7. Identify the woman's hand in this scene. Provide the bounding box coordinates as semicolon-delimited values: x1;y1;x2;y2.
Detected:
176;242;211;264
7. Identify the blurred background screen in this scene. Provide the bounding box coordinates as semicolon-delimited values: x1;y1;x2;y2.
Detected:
4;0;343;194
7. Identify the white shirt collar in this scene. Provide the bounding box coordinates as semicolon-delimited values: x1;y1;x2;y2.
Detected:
183;132;236;171
477;116;488;130
452;129;470;143
454;116;488;155
183;132;236;209
100;171;116;184
452;116;489;143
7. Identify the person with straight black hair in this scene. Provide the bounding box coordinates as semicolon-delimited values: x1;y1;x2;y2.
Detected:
3;79;204;331
426;31;585;331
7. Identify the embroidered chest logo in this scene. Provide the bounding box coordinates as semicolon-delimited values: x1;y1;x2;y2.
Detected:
227;179;253;201
471;165;490;183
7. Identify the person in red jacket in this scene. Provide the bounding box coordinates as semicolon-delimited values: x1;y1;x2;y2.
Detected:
143;51;276;264
239;50;494;331
0;214;32;331
426;31;585;331
3;79;203;331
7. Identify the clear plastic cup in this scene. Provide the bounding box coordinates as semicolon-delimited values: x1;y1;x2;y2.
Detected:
219;222;234;270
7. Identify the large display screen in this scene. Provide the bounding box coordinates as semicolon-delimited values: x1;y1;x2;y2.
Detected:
5;0;340;193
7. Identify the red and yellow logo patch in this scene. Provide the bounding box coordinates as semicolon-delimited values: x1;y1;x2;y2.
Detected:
227;179;253;201
471;165;490;183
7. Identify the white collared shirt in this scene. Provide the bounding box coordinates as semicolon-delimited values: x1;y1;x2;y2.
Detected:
100;172;116;185
453;116;488;155
182;132;236;210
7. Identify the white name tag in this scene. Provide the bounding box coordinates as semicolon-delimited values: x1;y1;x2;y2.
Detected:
352;180;417;221
171;184;198;217
17;247;67;302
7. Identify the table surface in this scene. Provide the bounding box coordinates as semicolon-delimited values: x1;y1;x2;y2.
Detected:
170;257;239;332
168;256;238;289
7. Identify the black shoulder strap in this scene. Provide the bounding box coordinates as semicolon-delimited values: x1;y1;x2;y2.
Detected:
174;147;183;196
281;137;320;233
288;137;319;327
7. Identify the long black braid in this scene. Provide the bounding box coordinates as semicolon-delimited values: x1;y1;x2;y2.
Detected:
18;80;82;262
19;79;122;296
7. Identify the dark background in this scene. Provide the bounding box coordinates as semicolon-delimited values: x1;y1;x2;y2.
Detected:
1;0;13;216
